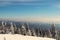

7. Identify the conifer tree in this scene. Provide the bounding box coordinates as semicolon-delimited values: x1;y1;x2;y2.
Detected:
26;23;31;36
31;28;36;36
20;24;26;35
14;24;17;34
10;22;14;34
51;24;56;38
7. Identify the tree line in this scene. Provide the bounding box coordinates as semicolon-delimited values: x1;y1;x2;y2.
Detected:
0;22;60;40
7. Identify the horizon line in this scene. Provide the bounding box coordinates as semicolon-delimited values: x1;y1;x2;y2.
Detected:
0;17;60;23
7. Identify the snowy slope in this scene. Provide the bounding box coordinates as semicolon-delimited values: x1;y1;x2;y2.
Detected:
0;34;56;40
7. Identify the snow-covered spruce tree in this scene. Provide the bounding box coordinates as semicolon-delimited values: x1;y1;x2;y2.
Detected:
17;27;21;34
47;29;52;38
55;30;59;40
2;21;6;28
14;24;17;34
37;28;40;37
50;24;56;38
31;28;36;36
55;31;60;40
10;22;14;34
25;23;32;36
2;21;6;34
6;28;10;34
26;29;31;36
44;31;47;37
37;27;43;37
20;24;26;35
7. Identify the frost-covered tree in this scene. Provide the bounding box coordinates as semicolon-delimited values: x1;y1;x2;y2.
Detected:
37;27;42;37
14;24;17;34
55;30;59;40
10;22;14;34
25;23;31;36
26;29;31;36
51;24;56;38
17;27;21;34
47;29;52;38
2;21;6;29
31;28;36;36
20;24;26;35
6;28;10;34
2;21;5;27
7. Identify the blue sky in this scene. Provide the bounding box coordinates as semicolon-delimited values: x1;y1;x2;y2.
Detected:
0;0;60;18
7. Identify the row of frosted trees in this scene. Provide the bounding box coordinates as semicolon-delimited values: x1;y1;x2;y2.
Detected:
0;22;60;40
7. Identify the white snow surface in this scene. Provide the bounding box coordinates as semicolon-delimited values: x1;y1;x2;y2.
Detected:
0;34;56;40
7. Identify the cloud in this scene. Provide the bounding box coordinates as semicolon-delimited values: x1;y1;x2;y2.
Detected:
0;0;41;2
0;0;42;6
0;0;47;6
0;1;40;6
0;1;12;6
0;0;58;7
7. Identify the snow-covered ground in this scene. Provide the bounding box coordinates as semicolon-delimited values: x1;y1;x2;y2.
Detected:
0;34;56;40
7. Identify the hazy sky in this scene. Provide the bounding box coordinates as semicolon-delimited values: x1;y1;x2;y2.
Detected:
0;0;60;21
